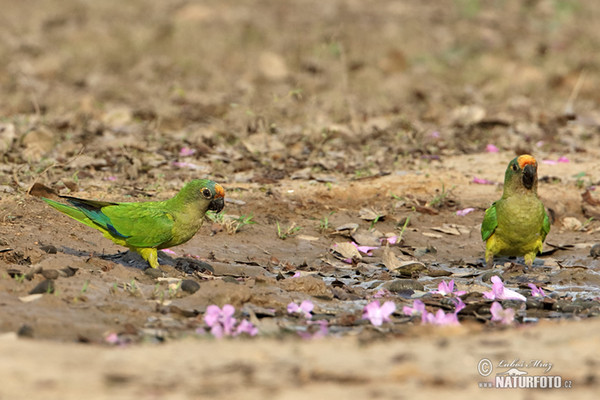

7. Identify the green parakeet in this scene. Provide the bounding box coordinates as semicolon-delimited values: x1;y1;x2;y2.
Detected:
43;179;225;269
481;154;550;267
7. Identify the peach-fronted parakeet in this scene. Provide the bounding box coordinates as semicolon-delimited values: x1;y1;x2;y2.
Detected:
43;179;225;269
481;155;550;267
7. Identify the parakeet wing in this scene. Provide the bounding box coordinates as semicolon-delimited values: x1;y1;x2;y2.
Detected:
541;211;551;242
481;203;498;241
64;197;175;248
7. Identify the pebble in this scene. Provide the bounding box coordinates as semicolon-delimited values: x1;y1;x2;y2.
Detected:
60;266;78;277
29;279;55;294
383;279;424;292
40;245;57;254
41;269;60;280
181;279;201;294
591;244;600;258
17;324;34;338
144;268;163;279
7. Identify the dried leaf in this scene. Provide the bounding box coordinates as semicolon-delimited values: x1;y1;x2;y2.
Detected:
335;223;359;236
19;294;43;303
562;217;583;231
382;246;426;273
358;208;384;221
431;224;461;236
351;229;381;246
330;242;361;262
422;232;443;239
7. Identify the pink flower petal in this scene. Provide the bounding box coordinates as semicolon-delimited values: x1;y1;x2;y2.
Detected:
161;248;176;256
557;156;569;163
472;177;495;185
351;242;379;255
490;301;515;324
542;160;558;165
527;283;546;298
363;300;396;326
483;276;526;301
298;320;329;339
172;161;204;170
373;289;392;298
456;207;475;216
403;299;426;316
486;144;499;153
179;147;196;157
287;300;314;319
383;236;399;245
235;319;258;336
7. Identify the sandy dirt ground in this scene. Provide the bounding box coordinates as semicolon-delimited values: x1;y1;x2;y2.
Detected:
1;0;600;398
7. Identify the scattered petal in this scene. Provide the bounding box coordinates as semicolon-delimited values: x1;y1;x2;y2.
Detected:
351;241;378;255
472;176;495;185
105;332;120;345
490;301;515;324
235;319;258;336
486;144;499;153
179;147;196;157
557;156;569;163
527;283;546;298
382;235;399;245
402;299;426;316
483;276;526;301
202;304;252;339
161;248;176;256
542;159;558;165
423;308;460;326
456;207;476;216
372;288;392;299
432;280;467;296
362;300;396;326
298;319;329;339
287;300;314;319
172;161;205;170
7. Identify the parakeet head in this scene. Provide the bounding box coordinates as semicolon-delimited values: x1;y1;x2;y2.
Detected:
503;154;538;195
178;179;225;213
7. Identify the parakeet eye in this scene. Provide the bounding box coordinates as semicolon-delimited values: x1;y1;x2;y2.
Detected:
201;188;212;198
511;163;518;171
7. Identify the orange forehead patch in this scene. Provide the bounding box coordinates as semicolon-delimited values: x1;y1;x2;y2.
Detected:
517;154;537;169
214;184;225;198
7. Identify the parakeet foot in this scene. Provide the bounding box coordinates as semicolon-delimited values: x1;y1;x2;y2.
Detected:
137;247;160;269
524;253;535;269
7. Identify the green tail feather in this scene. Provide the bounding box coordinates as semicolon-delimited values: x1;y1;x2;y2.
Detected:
42;197;98;230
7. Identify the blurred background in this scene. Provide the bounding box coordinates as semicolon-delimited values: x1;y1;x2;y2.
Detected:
1;0;599;189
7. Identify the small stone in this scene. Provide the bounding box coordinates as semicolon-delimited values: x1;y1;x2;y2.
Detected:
41;269;60;280
383;279;424;292
181;279;200;294
60;266;79;277
29;279;55;294
40;244;57;254
591;244;600;258
17;324;34;338
144;268;164;279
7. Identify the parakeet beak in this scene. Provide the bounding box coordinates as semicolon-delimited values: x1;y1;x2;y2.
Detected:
522;163;536;189
209;183;225;213
208;197;224;213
